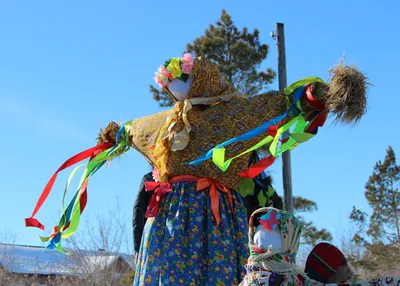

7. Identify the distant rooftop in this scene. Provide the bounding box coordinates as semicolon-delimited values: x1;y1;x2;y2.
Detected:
0;243;134;276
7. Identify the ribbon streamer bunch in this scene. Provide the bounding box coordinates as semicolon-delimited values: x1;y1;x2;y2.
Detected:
25;122;131;253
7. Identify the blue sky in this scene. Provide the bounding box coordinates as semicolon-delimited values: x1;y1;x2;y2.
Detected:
0;0;399;252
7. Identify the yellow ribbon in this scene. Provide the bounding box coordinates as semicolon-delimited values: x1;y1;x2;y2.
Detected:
153;91;244;180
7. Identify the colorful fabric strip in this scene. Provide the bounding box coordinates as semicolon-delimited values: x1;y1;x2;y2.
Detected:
187;77;324;167
144;175;233;226
26;122;132;253
24;142;114;231
186;86;305;167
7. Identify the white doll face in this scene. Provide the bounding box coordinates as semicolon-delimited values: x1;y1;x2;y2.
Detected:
167;76;193;101
254;224;282;253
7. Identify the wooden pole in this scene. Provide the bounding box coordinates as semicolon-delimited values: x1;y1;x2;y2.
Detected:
276;22;294;213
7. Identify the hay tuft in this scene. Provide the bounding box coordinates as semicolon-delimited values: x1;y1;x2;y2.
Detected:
96;121;129;163
326;62;369;124
96;121;120;145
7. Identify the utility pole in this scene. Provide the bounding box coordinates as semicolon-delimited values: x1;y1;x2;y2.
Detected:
272;22;293;212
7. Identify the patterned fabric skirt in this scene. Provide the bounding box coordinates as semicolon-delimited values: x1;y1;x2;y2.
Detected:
133;180;249;286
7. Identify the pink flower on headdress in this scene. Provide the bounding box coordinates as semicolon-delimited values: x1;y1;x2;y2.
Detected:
182;53;193;64
158;66;172;79
154;73;169;88
181;63;193;74
152;167;161;182
181;53;194;74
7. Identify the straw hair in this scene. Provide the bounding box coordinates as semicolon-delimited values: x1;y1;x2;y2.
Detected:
297;62;369;124
326;62;368;123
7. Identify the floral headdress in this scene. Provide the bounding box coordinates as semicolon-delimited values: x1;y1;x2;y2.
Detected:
154;53;194;88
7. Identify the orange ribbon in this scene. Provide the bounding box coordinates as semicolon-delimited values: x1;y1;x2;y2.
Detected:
196;178;234;226
143;176;235;225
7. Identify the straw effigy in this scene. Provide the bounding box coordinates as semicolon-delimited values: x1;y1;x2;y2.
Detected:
98;59;368;188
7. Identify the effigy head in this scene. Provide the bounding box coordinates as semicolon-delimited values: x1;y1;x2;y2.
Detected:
154;53;234;102
154;53;195;101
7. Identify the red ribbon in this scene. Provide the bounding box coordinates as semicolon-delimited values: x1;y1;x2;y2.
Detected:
144;182;172;218
305;84;326;110
25;142;114;230
305;84;328;133
306;112;328;133
267;125;278;137
239;156;276;179
144;176;234;226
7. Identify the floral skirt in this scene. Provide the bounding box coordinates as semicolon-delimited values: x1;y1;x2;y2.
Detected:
133;180;249;286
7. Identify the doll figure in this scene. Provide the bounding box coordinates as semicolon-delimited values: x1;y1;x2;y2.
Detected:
241;208;354;286
240;207;302;286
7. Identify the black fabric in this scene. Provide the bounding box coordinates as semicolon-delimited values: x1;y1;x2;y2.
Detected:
243;152;284;221
132;172;154;253
243;177;283;221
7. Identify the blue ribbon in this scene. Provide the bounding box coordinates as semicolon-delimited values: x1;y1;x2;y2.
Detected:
46;233;61;250
187;86;306;166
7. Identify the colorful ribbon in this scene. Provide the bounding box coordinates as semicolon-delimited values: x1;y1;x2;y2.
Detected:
211;113;308;173
186;82;309;167
24;142;114;230
187;77;326;178
144;182;172;217
239;156;276;179
197;178;234;226
142;175;234;226
26;121;132;253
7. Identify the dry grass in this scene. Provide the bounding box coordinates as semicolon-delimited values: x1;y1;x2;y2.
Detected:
326;62;369;124
96;121;120;145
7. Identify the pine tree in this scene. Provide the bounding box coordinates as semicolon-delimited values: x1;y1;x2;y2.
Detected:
349;146;400;276
294;196;332;245
366;146;400;242
149;9;275;107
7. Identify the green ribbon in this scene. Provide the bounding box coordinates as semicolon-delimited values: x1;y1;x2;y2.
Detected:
268;114;315;157
211;77;325;174
212;135;275;172
284;76;324;112
40;121;133;253
212;113;316;172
